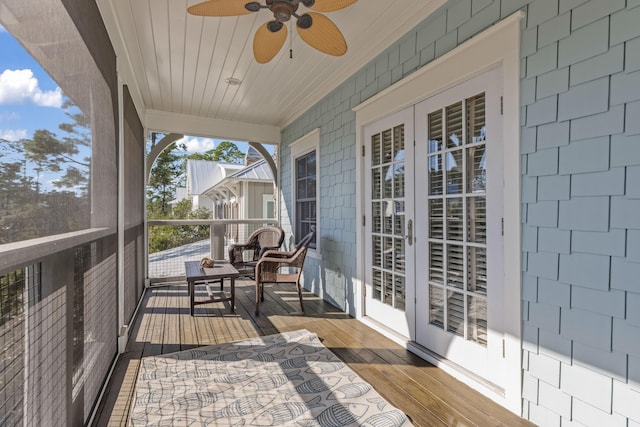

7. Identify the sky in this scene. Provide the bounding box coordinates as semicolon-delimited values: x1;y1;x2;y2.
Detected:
0;23;263;158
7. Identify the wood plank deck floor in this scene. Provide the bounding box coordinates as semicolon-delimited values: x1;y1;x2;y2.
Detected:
93;279;534;427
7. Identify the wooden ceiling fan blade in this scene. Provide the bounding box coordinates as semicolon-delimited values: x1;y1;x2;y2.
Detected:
305;0;358;12
253;21;287;63
187;0;253;16
296;13;347;56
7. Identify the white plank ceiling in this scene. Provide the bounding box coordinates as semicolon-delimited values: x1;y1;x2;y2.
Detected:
97;0;445;139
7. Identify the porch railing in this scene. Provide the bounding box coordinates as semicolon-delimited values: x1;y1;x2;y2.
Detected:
147;219;278;283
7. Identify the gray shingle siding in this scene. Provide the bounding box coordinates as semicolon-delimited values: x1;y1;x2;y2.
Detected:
280;0;640;424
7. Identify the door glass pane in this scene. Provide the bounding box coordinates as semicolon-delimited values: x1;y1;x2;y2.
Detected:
384;165;393;198
428;110;443;152
467;196;486;243
429;199;443;239
372;202;381;233
373;270;382;300
394;238;405;273
372;236;381;267
446;102;463;149
446;291;464;336
446;197;463;241
383;201;393;234
394;203;405;236
384;272;393;305
466;93;486;144
446;244;464;289
382;129;393;163
372;169;381;199
372;134;381;166
467;144;486;192
446;150;463;195
394;163;405;197
428;154;443;195
429;285;444;328
383;237;393;270
467;246;487;295
394;124;405;159
394;275;406;310
467;295;487;345
429;243;444;283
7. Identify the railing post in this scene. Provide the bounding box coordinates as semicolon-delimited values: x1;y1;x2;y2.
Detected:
212;222;226;260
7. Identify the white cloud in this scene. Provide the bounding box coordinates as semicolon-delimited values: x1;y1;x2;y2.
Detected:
180;136;216;153
0;69;63;107
0;111;20;121
0;128;27;141
0;24;6;33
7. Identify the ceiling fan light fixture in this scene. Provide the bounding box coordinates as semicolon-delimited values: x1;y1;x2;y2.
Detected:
266;21;284;32
301;0;315;7
245;2;262;12
296;13;312;29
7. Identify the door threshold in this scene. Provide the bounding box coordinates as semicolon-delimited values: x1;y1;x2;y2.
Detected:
407;340;505;399
358;315;509;410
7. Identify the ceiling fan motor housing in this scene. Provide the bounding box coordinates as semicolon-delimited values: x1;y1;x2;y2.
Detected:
269;0;299;22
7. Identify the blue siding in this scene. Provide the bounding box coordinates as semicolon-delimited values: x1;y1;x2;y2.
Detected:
280;0;640;423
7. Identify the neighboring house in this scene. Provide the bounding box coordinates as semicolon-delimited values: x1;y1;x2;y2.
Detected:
203;157;276;242
3;1;640;426
168;186;188;210
175;149;276;241
179;159;244;213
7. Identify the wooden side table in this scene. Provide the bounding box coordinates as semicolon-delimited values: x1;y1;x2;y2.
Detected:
185;261;239;316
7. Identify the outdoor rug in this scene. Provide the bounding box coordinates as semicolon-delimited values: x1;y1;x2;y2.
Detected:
129;329;413;426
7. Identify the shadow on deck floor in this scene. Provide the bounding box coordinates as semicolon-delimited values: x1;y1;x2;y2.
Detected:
92;279;534;427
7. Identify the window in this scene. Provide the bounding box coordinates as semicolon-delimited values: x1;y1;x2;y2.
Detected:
290;129;320;251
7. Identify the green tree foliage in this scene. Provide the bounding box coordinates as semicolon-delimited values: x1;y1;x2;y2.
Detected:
0;269;24;327
148;199;212;254
186;140;244;164
0;99;91;244
147;142;185;219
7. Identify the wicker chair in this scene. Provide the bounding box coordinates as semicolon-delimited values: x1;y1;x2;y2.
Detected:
228;226;285;278
254;226;316;315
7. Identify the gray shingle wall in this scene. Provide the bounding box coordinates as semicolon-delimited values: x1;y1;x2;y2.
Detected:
521;1;640;425
280;0;640;424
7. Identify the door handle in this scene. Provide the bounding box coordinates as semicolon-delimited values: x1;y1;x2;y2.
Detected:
405;219;413;246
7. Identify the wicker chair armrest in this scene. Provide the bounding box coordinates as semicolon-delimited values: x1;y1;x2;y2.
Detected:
229;242;254;251
260;248;296;259
257;255;294;266
258;245;285;258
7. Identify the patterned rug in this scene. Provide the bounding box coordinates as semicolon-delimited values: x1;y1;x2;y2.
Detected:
129;329;412;426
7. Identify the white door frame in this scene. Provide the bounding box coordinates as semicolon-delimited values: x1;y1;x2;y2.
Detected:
353;11;523;414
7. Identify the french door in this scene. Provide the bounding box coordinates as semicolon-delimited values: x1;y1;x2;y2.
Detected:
364;68;505;387
363;108;415;338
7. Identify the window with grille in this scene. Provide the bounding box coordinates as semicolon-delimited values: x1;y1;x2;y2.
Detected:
295;151;317;248
427;93;488;346
290;127;321;251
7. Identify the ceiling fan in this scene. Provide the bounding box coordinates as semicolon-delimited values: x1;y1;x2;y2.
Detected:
187;0;358;63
